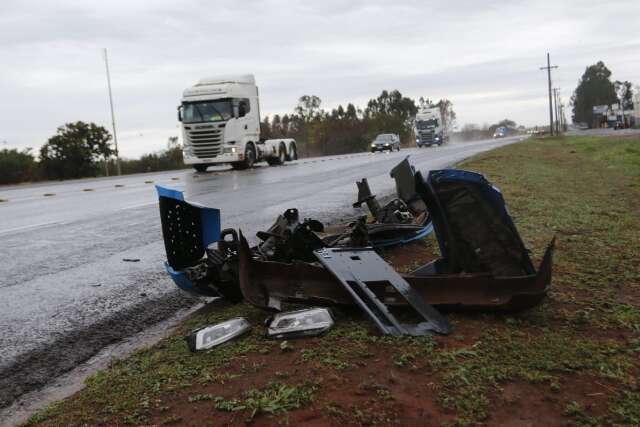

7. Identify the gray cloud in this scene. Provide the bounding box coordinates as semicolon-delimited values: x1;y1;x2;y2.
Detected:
1;0;638;157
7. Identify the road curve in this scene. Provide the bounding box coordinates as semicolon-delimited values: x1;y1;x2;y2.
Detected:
0;136;523;409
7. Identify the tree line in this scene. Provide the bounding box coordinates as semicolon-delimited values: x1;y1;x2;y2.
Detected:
261;90;456;157
0;123;184;185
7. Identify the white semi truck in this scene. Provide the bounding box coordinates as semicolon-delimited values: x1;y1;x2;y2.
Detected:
178;74;297;172
414;107;446;147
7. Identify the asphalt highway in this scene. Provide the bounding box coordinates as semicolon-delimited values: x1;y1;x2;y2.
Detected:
0;136;524;410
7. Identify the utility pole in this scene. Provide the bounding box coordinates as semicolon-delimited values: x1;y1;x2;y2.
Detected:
540;53;558;136
103;48;121;175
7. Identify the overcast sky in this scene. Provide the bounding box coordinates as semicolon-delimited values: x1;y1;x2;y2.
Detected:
1;0;639;158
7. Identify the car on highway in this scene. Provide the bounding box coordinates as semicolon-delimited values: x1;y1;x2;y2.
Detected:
371;133;401;152
493;126;508;138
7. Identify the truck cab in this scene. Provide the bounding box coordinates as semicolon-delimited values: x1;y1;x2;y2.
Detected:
179;74;296;172
414;108;445;147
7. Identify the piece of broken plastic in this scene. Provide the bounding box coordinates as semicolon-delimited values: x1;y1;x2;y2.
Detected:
266;308;334;339
186;317;251;352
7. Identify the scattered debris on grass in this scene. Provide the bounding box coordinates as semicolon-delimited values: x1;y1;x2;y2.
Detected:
156;156;554;340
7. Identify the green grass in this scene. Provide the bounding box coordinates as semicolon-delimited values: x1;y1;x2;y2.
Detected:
23;135;640;426
214;381;318;421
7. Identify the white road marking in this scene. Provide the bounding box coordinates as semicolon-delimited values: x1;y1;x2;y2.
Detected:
0;221;61;235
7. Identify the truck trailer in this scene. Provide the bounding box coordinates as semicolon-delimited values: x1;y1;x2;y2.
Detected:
178;74;297;172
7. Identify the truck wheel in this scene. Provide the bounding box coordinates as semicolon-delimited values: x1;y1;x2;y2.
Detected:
267;143;287;166
231;143;256;170
193;164;209;173
287;143;298;161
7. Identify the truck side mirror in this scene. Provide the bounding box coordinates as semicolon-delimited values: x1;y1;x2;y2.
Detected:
238;102;247;118
177;106;182;122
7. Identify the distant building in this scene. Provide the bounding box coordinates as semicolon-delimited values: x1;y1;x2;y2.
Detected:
592;105;609;128
592;103;636;128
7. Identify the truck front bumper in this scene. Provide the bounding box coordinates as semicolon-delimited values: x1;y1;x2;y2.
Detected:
183;151;243;165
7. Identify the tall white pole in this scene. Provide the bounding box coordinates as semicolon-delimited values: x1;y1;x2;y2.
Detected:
104;48;121;175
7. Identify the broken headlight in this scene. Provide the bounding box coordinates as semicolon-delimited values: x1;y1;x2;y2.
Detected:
186;317;251;352
266;308;334;339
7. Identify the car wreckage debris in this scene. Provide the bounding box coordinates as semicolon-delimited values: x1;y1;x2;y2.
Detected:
186;317;251;352
157;156;555;338
266;307;335;339
315;247;451;336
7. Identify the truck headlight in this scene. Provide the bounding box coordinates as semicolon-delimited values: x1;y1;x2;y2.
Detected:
266;308;334;339
186;317;251;352
371;143;376;147
223;147;237;154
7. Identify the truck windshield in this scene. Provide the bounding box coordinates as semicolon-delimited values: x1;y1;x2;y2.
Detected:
182;99;233;123
416;119;438;129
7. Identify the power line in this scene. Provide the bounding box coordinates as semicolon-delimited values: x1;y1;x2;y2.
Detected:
103;48;121;176
540;53;558;136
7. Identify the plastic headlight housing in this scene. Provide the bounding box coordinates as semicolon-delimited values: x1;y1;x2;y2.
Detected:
223;147;237;154
186;317;251;351
266;308;334;339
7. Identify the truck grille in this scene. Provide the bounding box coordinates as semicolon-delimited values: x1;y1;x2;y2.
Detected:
186;124;224;159
419;130;434;143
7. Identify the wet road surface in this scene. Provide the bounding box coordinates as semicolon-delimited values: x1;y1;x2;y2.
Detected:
0;137;523;410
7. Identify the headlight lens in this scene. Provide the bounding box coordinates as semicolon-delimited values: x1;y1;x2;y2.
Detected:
371;143;376;147
223;147;237;154
266;308;334;339
187;317;251;351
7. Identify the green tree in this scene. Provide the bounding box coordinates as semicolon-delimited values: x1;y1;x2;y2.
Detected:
571;61;618;126
40;122;114;179
615;80;634;110
436;99;457;135
294;95;322;122
0;148;37;184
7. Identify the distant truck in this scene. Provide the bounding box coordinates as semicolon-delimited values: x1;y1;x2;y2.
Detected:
178;74;297;172
414;107;446;147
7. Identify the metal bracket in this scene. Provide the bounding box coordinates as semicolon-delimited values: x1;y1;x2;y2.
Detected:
314;247;452;336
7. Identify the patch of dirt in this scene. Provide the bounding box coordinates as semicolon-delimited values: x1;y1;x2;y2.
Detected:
141;339;452;427
489;376;606;427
